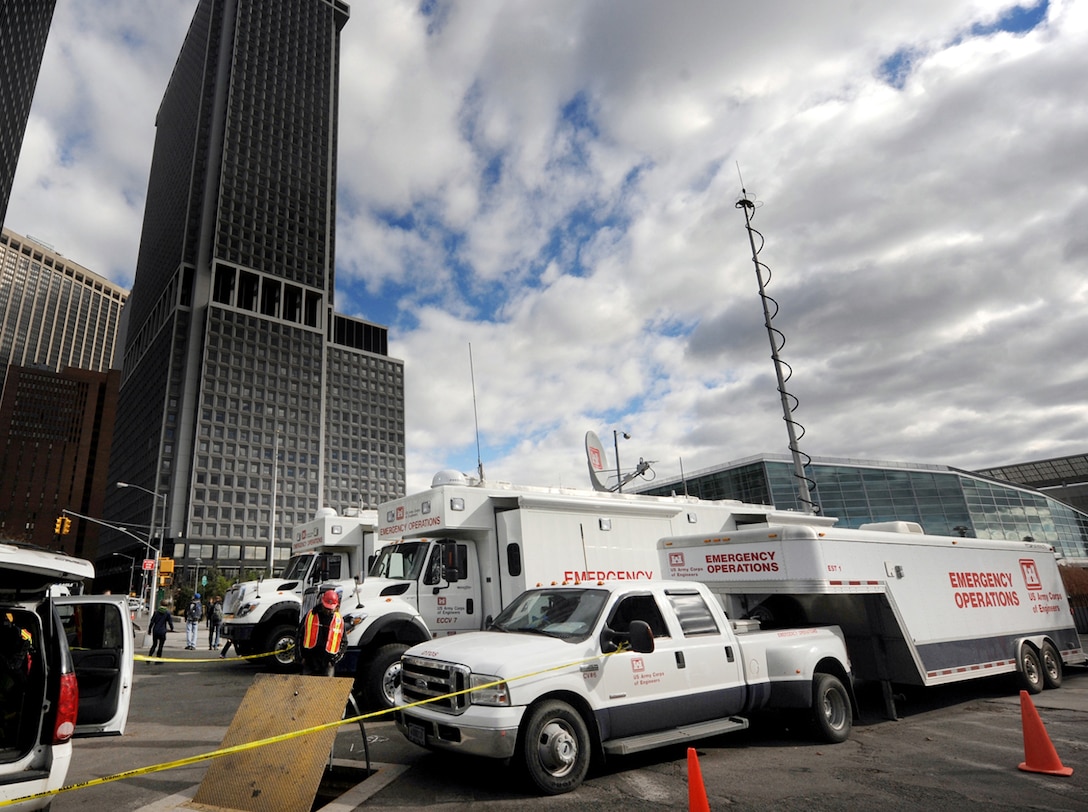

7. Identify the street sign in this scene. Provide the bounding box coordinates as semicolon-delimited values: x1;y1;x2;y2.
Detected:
142;559;155;571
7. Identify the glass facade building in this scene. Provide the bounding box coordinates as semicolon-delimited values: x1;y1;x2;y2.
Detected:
976;453;1088;517
637;454;1088;563
103;0;406;583
0;0;56;226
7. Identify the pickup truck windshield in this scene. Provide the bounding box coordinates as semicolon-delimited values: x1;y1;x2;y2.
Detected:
490;588;608;640
369;541;429;581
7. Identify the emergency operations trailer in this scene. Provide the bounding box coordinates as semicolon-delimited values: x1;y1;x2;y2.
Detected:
660;520;1085;716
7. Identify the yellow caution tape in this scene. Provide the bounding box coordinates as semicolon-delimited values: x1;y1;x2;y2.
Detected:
133;641;295;663
0;644;629;807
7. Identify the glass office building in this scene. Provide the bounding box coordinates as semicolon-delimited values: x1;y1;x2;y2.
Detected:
637;454;1088;563
0;0;56;226
976;453;1088;517
103;0;406;584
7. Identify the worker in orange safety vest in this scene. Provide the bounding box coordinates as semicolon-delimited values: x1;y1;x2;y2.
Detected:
297;587;345;677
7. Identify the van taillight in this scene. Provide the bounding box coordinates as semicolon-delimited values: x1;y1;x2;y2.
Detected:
54;672;79;743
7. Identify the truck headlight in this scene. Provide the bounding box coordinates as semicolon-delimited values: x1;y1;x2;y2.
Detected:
236;602;257;618
341;613;366;629
468;673;509;706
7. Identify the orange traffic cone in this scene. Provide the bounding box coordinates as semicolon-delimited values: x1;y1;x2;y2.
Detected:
687;747;710;812
1018;690;1073;776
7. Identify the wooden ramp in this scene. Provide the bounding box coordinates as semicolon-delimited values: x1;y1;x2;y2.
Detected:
188;673;354;812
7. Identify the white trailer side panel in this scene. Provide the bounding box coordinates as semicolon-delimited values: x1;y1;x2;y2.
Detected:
661;526;1084;686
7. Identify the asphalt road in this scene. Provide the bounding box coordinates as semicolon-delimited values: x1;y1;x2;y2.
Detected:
53;626;1088;811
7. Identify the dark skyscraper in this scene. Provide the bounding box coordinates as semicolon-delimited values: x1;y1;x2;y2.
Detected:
0;0;57;227
105;0;405;584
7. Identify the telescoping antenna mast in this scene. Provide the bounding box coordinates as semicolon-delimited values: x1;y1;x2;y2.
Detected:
736;178;818;514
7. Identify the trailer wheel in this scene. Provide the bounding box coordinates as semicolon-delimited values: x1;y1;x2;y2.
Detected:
1040;641;1063;690
1018;644;1044;694
362;643;408;709
811;672;851;744
265;624;299;671
519;699;591;795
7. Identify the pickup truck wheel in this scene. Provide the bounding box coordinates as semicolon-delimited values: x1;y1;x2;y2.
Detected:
362;643;408;709
520;700;590;795
1040;642;1063;689
1018;644;1044;694
265;625;298;672
812;673;851;744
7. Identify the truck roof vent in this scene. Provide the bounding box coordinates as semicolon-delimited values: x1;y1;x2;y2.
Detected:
858;520;925;534
315;507;338;518
432;469;469;487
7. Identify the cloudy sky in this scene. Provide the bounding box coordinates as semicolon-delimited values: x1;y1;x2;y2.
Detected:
8;0;1087;495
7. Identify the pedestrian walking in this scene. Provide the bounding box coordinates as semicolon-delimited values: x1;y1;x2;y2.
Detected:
208;596;224;649
184;593;203;650
148;603;174;659
297;587;345;677
219;638;234;658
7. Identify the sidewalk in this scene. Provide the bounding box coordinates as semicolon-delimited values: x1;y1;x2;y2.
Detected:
123;612;401;812
133;610;234;659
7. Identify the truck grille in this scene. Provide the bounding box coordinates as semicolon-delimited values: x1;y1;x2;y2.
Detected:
400;655;471;714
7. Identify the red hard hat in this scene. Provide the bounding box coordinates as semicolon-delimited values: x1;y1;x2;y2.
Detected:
320;589;339;609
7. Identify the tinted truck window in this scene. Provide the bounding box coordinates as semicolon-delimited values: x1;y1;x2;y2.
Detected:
665;591;721;636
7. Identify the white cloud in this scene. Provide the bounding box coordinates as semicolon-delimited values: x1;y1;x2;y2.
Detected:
8;0;1086;497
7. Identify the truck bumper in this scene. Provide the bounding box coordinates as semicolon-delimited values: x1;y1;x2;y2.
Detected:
395;705;523;760
221;621;254;642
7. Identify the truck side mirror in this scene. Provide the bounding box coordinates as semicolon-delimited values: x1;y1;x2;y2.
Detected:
600;627;621;654
601;622;655;654
441;541;461;584
627;620;655;654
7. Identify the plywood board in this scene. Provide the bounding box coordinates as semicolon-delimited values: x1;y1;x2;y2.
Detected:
190;673;354;812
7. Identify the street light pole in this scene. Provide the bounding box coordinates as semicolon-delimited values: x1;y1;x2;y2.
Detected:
116;481;167;610
111;552;135;597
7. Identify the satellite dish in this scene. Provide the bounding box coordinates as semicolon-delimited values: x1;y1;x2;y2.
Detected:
585;431;611;491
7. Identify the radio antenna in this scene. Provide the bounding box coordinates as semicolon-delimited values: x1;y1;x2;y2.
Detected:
469;343;485;482
735;168;818;514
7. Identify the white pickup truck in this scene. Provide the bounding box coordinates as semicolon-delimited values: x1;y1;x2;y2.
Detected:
394;580;855;794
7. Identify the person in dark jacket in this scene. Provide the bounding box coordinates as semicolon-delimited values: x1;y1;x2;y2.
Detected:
149;603;174;660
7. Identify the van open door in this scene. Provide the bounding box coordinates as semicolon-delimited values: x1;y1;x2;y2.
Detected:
53;594;134;735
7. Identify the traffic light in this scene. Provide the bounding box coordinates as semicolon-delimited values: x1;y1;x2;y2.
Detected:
54;517;63;534
62;517;71;535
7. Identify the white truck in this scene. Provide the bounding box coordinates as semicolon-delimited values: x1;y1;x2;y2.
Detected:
659;520;1087;717
323;469;820;708
393;579;855;794
220;508;379;667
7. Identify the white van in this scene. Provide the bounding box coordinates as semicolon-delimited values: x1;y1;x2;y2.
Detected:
0;542;134;810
